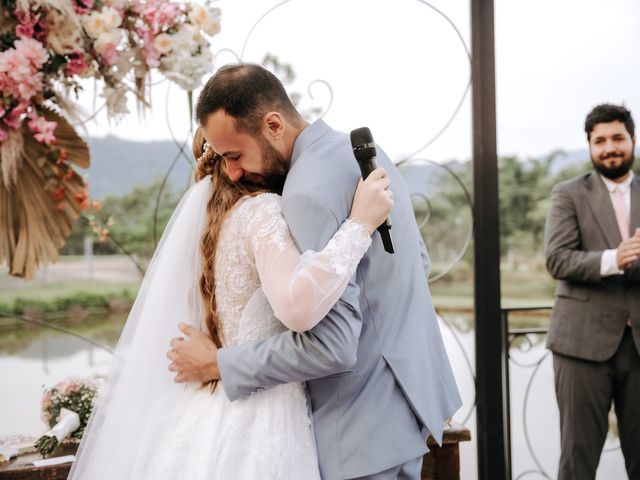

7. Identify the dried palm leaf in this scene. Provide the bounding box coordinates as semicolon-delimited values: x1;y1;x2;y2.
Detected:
0;110;89;279
0;130;24;188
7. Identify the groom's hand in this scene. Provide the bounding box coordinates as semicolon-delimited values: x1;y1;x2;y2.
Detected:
168;323;220;383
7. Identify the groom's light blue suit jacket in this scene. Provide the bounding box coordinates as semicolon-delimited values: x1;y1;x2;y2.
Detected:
218;120;461;479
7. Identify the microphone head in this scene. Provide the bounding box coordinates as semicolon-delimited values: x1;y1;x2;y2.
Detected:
350;127;376;162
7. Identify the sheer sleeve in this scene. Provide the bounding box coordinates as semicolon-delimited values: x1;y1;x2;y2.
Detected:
242;194;371;332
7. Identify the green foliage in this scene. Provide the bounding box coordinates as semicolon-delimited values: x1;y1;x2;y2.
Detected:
498;152;557;256
100;179;181;257
52;292;109;311
0;31;17;51
13;297;53;314
422;151;640;265
34;435;59;458
0;0;16;10
61;178;182;257
6;290;132;315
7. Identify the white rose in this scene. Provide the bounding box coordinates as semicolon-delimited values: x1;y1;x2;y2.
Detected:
202;17;221;36
94;30;122;55
101;7;123;32
153;33;173;55
172;24;199;51
46;12;83;54
188;5;208;28
161;48;213;91
83;12;106;39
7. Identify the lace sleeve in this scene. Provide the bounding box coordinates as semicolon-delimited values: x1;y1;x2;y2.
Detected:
242;194;372;332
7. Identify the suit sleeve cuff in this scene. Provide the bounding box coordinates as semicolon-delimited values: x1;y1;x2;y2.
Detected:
600;249;623;277
217;345;243;401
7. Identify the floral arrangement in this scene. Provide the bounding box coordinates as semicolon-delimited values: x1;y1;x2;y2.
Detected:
35;376;101;457
0;0;221;279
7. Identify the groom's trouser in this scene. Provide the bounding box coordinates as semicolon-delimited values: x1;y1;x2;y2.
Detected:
553;326;640;480
348;455;422;480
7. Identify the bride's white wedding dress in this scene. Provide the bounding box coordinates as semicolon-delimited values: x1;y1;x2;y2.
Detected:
68;180;371;479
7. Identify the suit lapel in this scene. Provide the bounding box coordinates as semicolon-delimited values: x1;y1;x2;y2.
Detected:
630;174;640;236
585;173;621;248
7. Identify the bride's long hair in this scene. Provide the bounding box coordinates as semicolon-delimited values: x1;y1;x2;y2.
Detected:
193;128;264;369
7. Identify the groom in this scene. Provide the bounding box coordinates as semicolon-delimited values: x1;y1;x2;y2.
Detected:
168;64;461;479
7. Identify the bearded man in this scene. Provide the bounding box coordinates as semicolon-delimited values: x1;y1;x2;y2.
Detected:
545;104;640;480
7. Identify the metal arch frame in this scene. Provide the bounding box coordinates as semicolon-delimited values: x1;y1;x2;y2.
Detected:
504;307;623;479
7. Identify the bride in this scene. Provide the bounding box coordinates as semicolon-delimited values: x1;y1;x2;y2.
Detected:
67;128;393;479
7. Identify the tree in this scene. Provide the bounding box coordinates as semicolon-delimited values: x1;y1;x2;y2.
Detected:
60;179;182;258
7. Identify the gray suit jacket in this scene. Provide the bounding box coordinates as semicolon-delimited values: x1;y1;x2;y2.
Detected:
545;172;640;361
218;120;461;479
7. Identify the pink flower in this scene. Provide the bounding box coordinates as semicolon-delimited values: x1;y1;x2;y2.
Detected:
14;8;32;25
28;114;57;145
0;49;32;87
0;105;5;118
139;29;160;67
66;382;79;393
34;128;57;145
16;23;34;38
156;2;179;26
138;0;179;33
3;108;24;130
0;39;47;101
100;43;119;66
0;128;7;142
15;37;49;68
18;72;44;100
64;54;88;76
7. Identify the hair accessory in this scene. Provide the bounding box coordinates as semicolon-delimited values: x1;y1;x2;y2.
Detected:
203;141;212;153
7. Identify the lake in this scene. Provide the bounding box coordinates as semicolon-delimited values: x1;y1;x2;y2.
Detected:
0;314;628;479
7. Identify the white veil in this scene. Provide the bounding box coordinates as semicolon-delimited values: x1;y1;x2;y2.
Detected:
67;177;212;479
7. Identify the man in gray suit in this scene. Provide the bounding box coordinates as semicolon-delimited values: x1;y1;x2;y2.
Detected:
545;104;640;480
168;63;461;479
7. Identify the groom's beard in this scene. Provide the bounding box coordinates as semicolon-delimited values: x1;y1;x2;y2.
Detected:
242;137;288;194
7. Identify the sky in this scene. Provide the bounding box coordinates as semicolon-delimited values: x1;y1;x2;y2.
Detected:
76;0;640;164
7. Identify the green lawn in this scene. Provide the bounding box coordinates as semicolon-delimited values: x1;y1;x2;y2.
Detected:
1;258;557;322
430;261;556;311
0;280;140;304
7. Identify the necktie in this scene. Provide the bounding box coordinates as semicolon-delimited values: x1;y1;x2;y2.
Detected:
613;186;632;327
613;186;630;241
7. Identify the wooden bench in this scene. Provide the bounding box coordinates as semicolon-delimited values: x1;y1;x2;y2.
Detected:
0;427;471;479
423;425;471;480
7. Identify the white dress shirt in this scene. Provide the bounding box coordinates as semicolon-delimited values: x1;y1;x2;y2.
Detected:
600;171;634;277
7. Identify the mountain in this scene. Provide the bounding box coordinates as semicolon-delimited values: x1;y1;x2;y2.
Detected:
85;136;196;199
546;149;590;175
84;136;630;199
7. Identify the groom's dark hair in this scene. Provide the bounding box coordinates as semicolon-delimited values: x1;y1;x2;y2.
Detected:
196;63;301;135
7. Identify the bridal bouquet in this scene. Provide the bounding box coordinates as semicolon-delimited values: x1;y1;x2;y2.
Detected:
0;0;221;279
35;376;101;457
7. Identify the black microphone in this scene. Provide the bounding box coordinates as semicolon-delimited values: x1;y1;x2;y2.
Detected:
350;127;395;254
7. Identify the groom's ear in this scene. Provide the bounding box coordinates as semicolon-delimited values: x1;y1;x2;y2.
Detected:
262;112;285;140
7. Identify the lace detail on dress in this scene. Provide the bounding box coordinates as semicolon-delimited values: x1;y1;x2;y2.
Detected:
216;195;373;339
214;193;290;346
325;219;372;276
246;194;291;254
